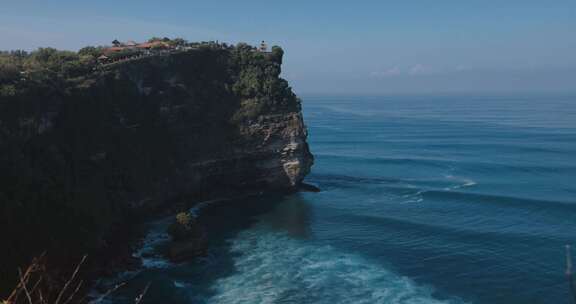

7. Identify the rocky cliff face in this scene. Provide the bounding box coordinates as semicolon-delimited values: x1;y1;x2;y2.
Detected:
0;45;313;289
88;47;314;209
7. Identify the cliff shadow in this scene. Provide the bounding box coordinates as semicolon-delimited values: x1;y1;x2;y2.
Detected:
103;192;314;303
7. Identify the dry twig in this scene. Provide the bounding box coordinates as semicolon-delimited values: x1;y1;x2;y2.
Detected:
2;254;143;304
134;282;151;304
54;255;87;304
87;282;126;304
17;269;33;304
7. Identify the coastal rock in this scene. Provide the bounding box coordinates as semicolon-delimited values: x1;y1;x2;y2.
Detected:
167;238;208;263
0;45;313;289
165;212;208;262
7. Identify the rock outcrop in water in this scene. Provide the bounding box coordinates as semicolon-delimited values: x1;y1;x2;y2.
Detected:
165;212;208;262
0;43;313;291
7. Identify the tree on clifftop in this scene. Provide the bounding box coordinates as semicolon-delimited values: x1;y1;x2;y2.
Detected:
78;46;101;57
271;46;284;64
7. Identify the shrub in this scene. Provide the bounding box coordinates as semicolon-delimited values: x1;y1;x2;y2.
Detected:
0;61;20;83
167;212;195;241
176;212;192;227
78;46;102;58
271;46;284;64
0;84;16;96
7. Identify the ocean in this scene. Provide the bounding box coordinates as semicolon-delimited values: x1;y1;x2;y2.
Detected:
102;94;576;304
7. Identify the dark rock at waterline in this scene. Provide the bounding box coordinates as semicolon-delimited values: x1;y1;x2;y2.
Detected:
97;255;142;277
165;212;208;262
167;238;208;263
299;183;321;192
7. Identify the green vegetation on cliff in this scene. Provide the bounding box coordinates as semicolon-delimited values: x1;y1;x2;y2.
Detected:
0;38;310;295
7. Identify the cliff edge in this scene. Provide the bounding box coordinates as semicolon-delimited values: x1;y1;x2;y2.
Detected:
0;43;313;291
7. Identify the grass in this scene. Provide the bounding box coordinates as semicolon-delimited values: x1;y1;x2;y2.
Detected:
2;255;148;304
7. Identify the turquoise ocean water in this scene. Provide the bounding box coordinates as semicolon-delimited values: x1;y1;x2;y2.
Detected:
103;94;576;304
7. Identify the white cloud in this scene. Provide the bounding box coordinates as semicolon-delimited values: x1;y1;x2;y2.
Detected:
370;64;473;78
370;66;402;78
408;64;434;75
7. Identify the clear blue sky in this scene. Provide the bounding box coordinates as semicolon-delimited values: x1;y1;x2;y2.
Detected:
1;0;575;94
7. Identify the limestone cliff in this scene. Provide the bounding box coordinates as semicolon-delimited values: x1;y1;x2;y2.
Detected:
0;44;313;289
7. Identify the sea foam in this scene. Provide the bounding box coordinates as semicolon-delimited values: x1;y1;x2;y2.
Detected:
193;225;466;304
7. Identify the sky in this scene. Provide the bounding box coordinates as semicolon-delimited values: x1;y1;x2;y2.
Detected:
1;0;575;94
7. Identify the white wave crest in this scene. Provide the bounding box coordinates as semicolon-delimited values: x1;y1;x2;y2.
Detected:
132;219;172;269
443;174;477;191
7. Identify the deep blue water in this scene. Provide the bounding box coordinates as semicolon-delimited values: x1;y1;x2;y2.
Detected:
103;94;576;304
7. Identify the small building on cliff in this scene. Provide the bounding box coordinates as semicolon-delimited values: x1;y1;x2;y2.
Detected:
259;41;268;52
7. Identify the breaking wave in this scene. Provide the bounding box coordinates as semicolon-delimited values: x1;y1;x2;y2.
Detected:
191;226;466;304
132;218;173;269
